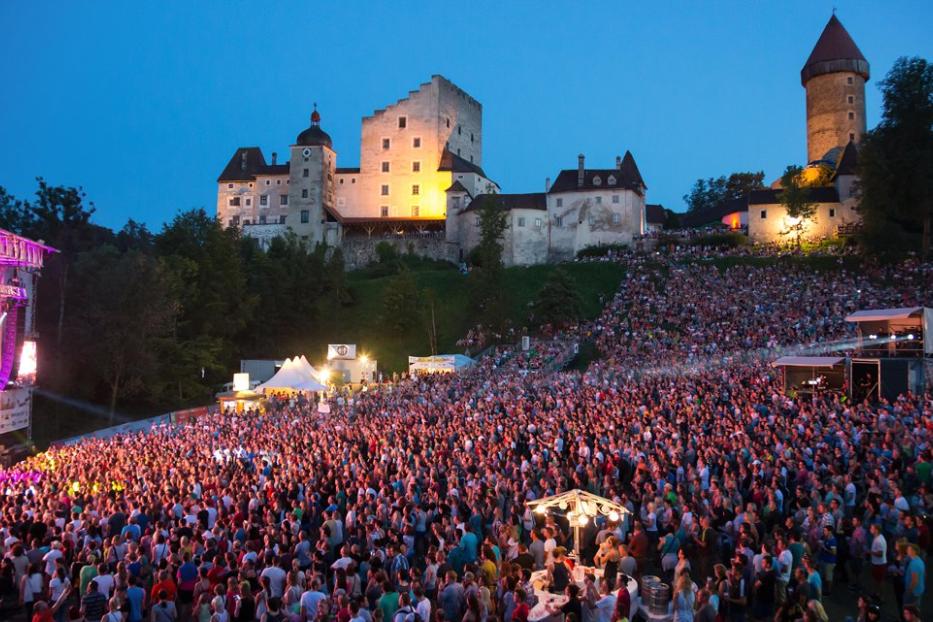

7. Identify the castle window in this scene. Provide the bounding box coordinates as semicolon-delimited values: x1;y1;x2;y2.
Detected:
446;118;450;128
847;76;853;84
760;210;767;219
301;189;308;198
451;196;460;209
227;184;233;189
382;138;390;149
243;219;251;225
612;213;622;225
848;111;855;120
847;95;854;104
595;196;602;204
280;194;288;205
260;195;268;206
229;197;240;207
457;149;461;156
556;198;563;208
259;215;266;224
279;215;286;224
412;185;420;195
230;215;240;226
300;210;309;224
608;175;616;185
381;206;389;217
265;180;270;185
612;194;620;204
470;133;474;143
303;168;309;177
593;176;602;186
382;161;390;173
245;198;251;206
412;161;421;172
517;217;526;227
381;185;389;196
413;137;421;148
398;116;407;129
535;218;543;228
829;208;836;218
339;179;343;184
411;205;419;217
248;183;253;188
470;155;474;162
458;126;462;135
555;216;563;227
850;132;855;141
351;178;356;184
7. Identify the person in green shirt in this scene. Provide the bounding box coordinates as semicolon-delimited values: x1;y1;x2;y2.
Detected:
79;556;99;595
916;449;932;488
378;580;400;622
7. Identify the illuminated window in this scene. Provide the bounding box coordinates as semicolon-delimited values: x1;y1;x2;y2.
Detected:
381;185;389;196
829;208;836;218
556;198;563;208
229;197;240;206
412;205;419;217
848;111;855;120
412;185;420;195
847;95;854;104
260;195;268;206
612;195;620;204
303;168;309;177
381;161;390;173
534;218;542;228
280;194;288;205
760;210;767;219
301;189;308;198
517;217;526;227
300;210;309;223
382;138;390;149
381;206;389;217
412;161;421;172
398;116;407;129
413;137;421;148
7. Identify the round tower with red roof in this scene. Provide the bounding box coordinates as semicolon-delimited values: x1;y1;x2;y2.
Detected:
801;14;870;164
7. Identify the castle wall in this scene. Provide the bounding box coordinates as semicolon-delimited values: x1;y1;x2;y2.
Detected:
218;175;291;228
806;72;866;162
340;235;456;270
747;199;859;243
546;188;645;260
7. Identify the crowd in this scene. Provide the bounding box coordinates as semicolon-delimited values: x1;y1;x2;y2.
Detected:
0;250;930;622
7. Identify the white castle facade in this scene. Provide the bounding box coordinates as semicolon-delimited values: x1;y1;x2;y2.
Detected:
217;75;646;266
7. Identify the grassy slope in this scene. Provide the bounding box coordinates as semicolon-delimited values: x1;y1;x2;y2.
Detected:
307;261;626;373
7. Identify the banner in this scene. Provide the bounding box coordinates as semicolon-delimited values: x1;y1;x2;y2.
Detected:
172;406;209;425
0;388;30;435
327;344;356;360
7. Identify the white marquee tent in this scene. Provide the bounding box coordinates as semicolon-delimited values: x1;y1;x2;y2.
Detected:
256;356;327;393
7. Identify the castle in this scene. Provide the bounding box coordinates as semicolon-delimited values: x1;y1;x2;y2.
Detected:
217;75;647;266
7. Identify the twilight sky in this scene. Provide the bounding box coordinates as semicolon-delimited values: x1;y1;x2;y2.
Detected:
1;1;931;230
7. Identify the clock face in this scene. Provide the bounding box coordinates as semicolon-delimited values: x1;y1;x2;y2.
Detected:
302;148;312;158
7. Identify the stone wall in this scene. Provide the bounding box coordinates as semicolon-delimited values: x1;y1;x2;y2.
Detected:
340;234;457;270
805;71;866;162
747;199;860;243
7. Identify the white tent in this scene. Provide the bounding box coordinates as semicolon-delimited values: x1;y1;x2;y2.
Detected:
408;354;474;375
256;357;327;393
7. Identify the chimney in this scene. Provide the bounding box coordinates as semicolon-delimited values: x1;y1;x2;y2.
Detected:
545;177;551;192
616;155;622;170
271;152;278;165
577;154;585;188
240;152;248;171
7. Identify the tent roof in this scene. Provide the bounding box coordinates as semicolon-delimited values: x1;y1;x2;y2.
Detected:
772;356;845;368
256;356;327;392
845;307;924;322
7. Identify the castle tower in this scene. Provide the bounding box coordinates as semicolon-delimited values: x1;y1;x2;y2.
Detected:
288;105;337;245
801;14;870;163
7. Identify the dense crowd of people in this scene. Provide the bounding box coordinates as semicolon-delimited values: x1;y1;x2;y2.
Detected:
0;249;930;622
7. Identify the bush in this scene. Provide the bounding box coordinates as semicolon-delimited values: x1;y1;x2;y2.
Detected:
576;244;628;259
375;241;399;264
689;232;748;248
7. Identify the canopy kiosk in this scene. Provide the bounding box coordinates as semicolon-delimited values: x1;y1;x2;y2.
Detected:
216;372;264;413
772;356;846;397
408;354;475;375
525;489;631;560
845;307;930;402
255;356;327;394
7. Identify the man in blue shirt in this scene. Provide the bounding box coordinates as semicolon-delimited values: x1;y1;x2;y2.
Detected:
904;544;925;611
126;576;146;622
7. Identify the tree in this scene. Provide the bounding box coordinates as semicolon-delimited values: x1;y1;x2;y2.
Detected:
69;247;176;419
683;171;766;212
468;196;510;333
856;57;933;258
778;165;818;249
381;268;423;335
532;268;583;328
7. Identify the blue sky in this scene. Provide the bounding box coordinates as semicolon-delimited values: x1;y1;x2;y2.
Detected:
1;1;931;230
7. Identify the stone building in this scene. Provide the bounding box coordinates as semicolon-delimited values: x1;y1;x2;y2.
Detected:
217;75;646;264
745;14;869;244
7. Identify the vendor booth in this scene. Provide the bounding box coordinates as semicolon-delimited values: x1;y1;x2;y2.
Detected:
845;308;930;401
216;373;264;413
255;356;327;394
772;356;846;397
408;354;474;375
